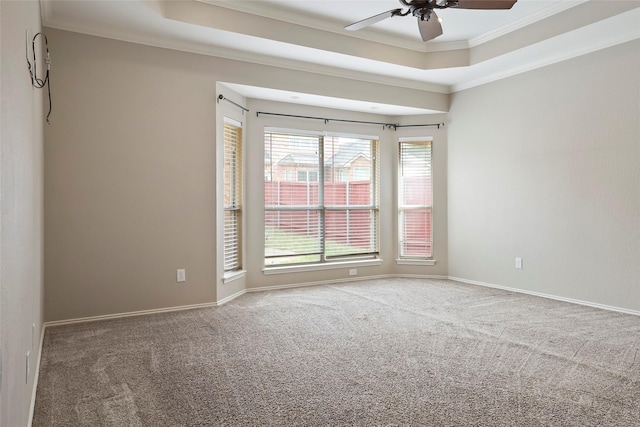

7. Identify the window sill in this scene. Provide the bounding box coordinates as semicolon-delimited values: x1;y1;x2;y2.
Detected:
396;259;437;266
223;269;246;284
263;258;382;275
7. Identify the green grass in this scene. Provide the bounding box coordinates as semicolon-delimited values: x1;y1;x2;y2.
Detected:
264;226;369;265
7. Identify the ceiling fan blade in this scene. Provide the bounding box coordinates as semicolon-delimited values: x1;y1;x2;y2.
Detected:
345;9;401;31
454;0;517;10
418;12;443;42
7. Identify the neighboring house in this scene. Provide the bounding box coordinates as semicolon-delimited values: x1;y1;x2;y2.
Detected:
266;139;373;183
276;153;319;182
325;140;372;182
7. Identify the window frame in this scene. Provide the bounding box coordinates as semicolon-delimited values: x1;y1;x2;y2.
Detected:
223;117;243;273
397;137;435;264
264;128;380;269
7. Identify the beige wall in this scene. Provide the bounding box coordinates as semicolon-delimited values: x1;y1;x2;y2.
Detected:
44;27;638;324
1;1;45;425
448;40;640;311
44;29;218;321
44;29;448;321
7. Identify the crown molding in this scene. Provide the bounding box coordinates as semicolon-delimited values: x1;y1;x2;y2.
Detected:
42;19;451;95
469;0;589;47
423;39;470;52
454;9;640;93
197;0;430;52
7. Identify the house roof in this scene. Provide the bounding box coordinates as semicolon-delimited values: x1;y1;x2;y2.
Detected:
278;154;319;166
326;141;371;168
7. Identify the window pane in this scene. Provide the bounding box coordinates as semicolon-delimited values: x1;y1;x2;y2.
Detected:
265;132;319;190
324;137;375;206
324;136;378;258
399;208;432;257
224;209;241;270
398;140;432;259
265;129;379;265
265;130;322;265
325;209;378;257
224;120;242;271
265;209;321;265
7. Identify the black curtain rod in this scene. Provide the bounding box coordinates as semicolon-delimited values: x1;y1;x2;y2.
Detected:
217;94;249;114
255;111;444;130
395;123;445;129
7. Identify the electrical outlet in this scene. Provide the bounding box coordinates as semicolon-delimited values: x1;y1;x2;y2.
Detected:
515;258;523;269
349;269;357;276
177;269;186;282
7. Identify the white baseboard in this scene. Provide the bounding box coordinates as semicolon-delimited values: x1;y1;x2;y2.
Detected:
216;289;247;306
245;274;393;294
28;324;45;427
394;274;449;280
39;275;400;326
43;274;640;328
247;274;450;294
44;301;218;328
449;276;640;317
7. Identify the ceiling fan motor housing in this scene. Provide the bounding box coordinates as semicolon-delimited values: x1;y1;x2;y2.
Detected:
399;0;459;21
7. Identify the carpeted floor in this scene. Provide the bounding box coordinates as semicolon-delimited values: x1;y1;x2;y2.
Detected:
33;278;640;426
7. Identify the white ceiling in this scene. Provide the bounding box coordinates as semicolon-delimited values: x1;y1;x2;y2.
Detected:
42;0;640;115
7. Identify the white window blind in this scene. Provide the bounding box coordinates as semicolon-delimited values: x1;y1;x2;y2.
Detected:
324;136;379;259
264;129;379;266
224;119;242;271
399;139;432;259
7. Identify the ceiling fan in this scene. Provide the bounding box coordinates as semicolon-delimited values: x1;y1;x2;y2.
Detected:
345;0;517;42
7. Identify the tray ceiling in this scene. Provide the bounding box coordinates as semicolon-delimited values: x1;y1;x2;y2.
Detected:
42;0;640;114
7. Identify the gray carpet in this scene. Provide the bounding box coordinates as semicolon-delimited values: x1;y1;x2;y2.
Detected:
33;278;640;426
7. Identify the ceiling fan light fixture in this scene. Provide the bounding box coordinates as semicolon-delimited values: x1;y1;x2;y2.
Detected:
345;0;517;42
415;8;432;20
